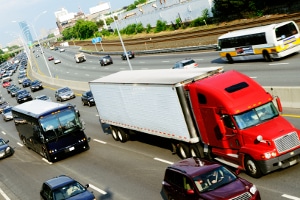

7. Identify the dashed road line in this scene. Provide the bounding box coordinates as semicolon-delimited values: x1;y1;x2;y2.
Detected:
93;139;107;144
154;157;173;165
89;183;107;195
282;194;300;200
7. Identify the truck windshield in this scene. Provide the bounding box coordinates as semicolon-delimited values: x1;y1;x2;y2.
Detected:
39;108;81;141
233;102;279;129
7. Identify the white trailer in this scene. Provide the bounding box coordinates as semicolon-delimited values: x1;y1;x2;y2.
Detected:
89;67;223;144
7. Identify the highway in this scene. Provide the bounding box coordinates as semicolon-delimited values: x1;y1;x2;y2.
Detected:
0;46;300;200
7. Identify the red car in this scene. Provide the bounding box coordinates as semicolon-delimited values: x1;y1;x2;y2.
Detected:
2;80;10;88
162;158;260;200
48;56;54;61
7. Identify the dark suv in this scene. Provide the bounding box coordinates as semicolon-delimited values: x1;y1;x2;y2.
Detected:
40;175;95;200
99;55;113;66
16;89;33;104
162;158;260;200
81;90;95;107
121;50;135;60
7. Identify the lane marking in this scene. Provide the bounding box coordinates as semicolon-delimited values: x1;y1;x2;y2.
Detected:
282;194;300;200
89;183;107;195
93;139;107;144
17;142;23;147
154;157;173;165
42;158;53;165
0;187;11;200
1;131;6;135
269;63;289;66
282;114;300;118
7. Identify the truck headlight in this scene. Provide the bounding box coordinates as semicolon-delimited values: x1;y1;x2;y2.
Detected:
261;151;277;159
249;185;258;194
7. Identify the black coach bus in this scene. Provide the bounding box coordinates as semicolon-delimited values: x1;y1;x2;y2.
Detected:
12;100;90;162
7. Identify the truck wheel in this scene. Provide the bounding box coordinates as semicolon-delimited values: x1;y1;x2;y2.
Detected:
111;127;119;141
178;143;190;159
244;155;262;178
22;137;29;149
117;128;129;143
43;149;51;162
190;144;204;158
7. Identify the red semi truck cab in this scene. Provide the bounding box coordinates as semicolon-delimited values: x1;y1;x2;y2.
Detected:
186;70;300;178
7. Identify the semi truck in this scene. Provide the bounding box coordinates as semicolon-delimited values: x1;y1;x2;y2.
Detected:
74;53;86;63
89;67;300;178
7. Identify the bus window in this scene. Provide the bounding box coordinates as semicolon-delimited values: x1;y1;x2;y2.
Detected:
275;22;298;40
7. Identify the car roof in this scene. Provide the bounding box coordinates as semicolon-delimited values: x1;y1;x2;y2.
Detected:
168;158;221;178
44;175;75;189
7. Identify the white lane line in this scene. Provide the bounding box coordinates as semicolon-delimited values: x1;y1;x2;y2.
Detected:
89;183;107;195
93;139;107;144
250;76;257;79
42;158;53;165
269;63;289;66
282;194;300;200
1;131;6;135
0;187;10;200
162;61;170;63
17;142;23;147
154;157;173;165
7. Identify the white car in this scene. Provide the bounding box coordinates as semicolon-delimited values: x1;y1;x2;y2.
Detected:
59;48;65;52
54;59;61;64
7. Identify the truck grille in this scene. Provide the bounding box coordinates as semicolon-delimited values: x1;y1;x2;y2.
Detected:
231;192;252;200
275;131;300;153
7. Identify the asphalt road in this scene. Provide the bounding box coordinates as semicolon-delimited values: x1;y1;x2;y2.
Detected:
0;47;300;200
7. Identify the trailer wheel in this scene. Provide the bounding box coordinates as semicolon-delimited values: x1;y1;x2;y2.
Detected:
117;128;129;143
244;155;262;178
111;126;119;141
178;143;190;159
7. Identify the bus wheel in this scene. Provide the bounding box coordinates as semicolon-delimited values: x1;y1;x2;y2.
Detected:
263;51;273;62
111;126;119;141
226;54;234;64
244;155;262;178
117;128;129;143
178;143;190;159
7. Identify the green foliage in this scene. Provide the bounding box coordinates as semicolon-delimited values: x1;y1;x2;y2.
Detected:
146;24;152;33
126;0;147;11
47;33;55;38
61;20;98;40
155;20;167;33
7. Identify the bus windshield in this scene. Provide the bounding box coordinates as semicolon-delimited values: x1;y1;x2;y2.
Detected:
233;102;279;130
39;108;81;141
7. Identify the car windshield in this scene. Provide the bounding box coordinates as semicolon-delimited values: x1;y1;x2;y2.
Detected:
37;96;48;100
193;166;237;193
233;102;279;129
39;108;81;141
183;60;195;66
53;182;87;200
0;139;5;145
58;88;70;94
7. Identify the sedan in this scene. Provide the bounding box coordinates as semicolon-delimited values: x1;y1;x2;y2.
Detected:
99;55;113;66
2;106;13;121
59;48;65;52
55;87;75;101
22;78;32;88
30;80;43;92
2;79;10;88
0;138;14;159
35;95;51;102
16;89;33;104
48;56;54;61
81;91;95;107
121;50;135;60
54;59;61;64
40;175;95;200
0;101;9;114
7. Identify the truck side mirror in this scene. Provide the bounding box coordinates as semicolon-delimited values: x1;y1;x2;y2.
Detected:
276;97;282;112
217;118;226;135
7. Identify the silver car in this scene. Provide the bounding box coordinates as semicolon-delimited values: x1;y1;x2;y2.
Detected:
2;106;13;121
55;87;75;101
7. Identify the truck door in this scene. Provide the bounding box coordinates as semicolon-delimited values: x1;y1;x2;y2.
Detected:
221;115;241;150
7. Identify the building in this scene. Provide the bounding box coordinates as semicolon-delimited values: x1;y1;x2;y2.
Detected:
19;21;34;46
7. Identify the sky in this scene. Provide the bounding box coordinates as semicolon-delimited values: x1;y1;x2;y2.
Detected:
0;0;134;47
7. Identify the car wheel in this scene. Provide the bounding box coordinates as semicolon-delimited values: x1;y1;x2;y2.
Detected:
244;155;262;178
82;101;85;106
88;102;91;107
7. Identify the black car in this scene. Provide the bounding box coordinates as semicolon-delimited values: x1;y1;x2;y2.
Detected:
16;89;33;104
121;50;135;60
0;101;9;114
99;55;113;66
6;84;17;94
81;91;95;107
0;138;14;159
10;86;21;97
40;175;95;200
30;80;43;92
22;78;32;88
